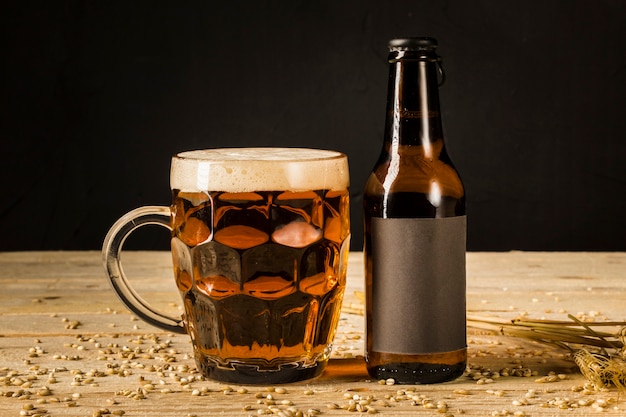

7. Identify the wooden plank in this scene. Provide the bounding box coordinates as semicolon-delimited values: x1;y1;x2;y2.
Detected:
1;251;625;416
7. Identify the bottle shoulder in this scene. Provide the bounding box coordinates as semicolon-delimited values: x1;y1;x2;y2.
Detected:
364;154;464;198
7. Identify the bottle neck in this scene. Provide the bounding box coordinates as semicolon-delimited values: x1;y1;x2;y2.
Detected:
383;50;444;158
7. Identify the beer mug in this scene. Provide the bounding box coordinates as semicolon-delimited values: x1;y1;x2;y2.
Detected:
102;148;350;384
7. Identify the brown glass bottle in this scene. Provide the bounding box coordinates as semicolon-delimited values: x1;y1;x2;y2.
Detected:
363;37;467;384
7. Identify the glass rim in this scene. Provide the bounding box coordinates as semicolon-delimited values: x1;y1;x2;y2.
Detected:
173;147;347;163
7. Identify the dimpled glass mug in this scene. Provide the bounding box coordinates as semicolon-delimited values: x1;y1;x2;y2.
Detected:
102;148;350;384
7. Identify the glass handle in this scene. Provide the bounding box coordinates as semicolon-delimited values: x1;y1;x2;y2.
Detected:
102;206;186;334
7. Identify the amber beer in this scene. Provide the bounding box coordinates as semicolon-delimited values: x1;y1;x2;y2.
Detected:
169;148;350;383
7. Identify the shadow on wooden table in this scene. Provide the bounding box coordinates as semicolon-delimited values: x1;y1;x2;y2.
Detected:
315;357;370;383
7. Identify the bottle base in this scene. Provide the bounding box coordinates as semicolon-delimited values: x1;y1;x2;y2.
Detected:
367;361;466;384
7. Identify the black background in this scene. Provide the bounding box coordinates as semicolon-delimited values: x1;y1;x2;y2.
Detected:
2;0;625;252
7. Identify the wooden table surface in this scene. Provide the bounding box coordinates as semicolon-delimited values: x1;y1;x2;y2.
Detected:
1;251;625;416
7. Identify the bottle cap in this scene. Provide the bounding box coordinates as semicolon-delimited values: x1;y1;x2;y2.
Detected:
389;37;438;50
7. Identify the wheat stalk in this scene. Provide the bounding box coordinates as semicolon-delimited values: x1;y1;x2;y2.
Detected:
468;314;626;390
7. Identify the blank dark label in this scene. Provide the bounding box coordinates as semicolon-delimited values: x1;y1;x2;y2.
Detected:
371;216;466;354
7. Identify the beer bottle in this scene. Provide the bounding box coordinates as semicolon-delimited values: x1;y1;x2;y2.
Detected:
363;37;466;384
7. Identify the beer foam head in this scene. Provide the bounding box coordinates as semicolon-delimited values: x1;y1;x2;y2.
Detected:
171;148;349;192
